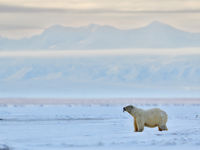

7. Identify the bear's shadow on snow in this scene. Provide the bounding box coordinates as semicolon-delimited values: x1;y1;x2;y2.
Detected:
0;144;10;150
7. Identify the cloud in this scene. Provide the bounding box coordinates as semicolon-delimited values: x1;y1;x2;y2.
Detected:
1;52;200;98
0;4;65;13
1;4;200;14
0;24;42;31
33;72;63;80
4;67;32;81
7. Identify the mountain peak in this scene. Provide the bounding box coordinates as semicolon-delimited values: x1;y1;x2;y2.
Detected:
86;24;101;32
86;24;117;32
142;21;179;32
149;21;165;25
147;21;170;28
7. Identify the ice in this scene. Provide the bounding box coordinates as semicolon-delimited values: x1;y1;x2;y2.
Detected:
0;104;200;150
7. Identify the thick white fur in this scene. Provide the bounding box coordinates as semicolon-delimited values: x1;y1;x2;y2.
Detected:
126;106;168;132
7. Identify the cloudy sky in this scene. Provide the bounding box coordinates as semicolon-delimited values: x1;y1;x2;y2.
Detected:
0;0;200;39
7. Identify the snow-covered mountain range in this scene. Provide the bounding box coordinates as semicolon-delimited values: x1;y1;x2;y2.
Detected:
1;21;200;50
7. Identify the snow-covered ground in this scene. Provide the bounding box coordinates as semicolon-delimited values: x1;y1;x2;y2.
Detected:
0;104;200;150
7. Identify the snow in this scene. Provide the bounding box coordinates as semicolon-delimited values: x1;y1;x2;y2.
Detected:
0;104;200;150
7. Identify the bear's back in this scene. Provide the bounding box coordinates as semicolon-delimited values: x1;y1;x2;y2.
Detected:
144;108;167;125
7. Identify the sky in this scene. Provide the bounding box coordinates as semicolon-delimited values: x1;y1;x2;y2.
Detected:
0;0;200;98
0;0;200;39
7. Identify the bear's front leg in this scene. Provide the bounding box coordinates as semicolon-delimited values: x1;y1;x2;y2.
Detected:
136;119;144;132
134;118;138;132
137;127;144;132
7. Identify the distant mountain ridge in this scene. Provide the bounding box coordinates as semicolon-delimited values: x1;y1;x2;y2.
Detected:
1;21;200;50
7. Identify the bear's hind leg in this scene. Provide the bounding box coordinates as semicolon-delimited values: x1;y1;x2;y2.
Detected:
158;125;168;131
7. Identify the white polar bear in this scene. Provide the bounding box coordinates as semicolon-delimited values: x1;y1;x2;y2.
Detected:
123;105;168;132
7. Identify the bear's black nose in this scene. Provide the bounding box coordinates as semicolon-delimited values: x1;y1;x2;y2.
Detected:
123;107;126;112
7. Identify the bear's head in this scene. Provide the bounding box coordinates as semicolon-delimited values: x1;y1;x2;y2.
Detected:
123;105;135;113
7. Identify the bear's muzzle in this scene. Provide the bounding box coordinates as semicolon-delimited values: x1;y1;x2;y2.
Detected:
123;107;126;112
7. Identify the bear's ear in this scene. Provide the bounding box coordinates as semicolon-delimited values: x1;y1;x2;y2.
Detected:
131;105;137;110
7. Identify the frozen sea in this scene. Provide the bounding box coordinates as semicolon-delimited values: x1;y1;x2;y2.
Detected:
0;104;200;150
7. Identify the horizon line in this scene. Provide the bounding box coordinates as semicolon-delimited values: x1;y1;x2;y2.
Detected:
0;97;200;105
1;48;200;58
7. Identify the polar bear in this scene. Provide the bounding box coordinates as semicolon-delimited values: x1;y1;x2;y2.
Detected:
123;105;168;132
